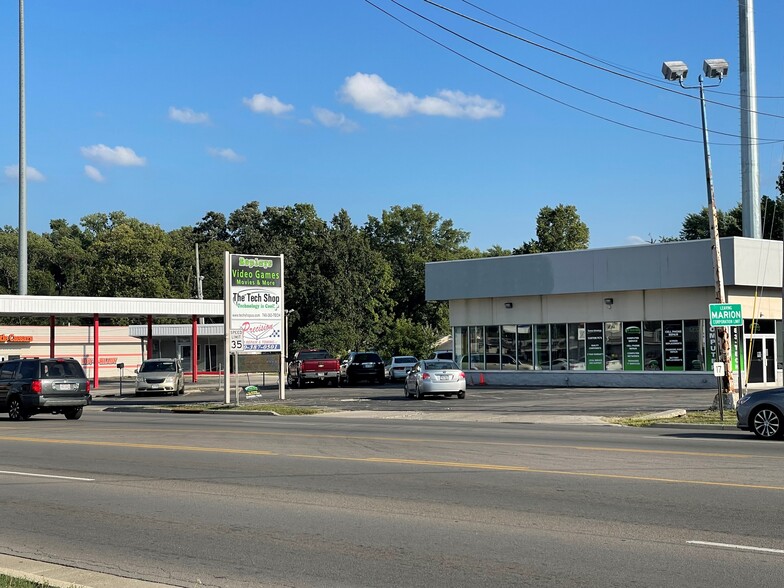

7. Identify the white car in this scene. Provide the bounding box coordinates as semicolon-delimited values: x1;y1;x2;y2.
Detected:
387;356;418;381
404;359;466;399
135;358;184;396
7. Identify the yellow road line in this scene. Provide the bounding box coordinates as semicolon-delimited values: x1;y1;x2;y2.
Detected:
1;435;783;491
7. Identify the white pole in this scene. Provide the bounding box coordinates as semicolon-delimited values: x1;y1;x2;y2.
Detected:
18;0;27;295
279;254;286;401
223;251;231;404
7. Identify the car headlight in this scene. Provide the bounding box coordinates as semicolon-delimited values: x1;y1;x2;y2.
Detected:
164;376;174;384
737;394;752;405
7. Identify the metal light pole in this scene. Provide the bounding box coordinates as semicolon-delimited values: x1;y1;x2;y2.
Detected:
18;0;27;295
662;59;735;400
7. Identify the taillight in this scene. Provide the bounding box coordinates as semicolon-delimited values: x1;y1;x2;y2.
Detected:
31;380;42;394
86;381;91;393
422;373;430;380
458;372;465;379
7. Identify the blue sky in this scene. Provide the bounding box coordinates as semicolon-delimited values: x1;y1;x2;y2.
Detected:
1;0;783;251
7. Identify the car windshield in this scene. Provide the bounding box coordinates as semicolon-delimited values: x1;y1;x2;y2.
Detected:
141;361;177;373
395;357;417;364
40;360;85;379
354;353;380;363
424;360;458;370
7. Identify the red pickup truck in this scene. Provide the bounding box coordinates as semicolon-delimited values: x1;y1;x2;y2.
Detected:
286;349;341;388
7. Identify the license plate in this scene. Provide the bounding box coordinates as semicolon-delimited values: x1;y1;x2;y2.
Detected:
362;362;374;368
439;375;450;381
55;383;77;391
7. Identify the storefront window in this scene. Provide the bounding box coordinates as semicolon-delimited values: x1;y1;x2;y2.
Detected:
568;323;586;370
663;320;684;371
684;320;703;370
467;326;484;370
517;325;533;370
486;325;501;370
501;326;517;370
643;321;662;371
585;323;604;370
622;322;643;371
535;324;550;370
551;324;567;370
454;327;468;370
604;322;622;370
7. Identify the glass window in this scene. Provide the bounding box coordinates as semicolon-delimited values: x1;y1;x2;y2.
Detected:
604;322;622;370
454;327;468;370
19;360;38;379
0;360;20;379
585;323;604;370
467;326;484;370
568;323;586;370
535;324;550;370
684;320;703;370
501;326;517;370
485;326;500;370
550;324;567;370
517;325;533;370
622;322;643;371
663;320;684;371
644;321;662;371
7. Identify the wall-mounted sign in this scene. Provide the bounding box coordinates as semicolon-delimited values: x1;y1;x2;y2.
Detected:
0;334;33;344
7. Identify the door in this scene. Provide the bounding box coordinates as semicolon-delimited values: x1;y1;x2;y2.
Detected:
745;336;775;385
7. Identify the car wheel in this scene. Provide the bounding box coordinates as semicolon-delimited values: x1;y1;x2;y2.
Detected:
416;386;424;400
64;407;83;420
8;397;25;421
750;406;784;439
179;384;185;395
298;375;304;389
346;375;354;386
457;391;466;399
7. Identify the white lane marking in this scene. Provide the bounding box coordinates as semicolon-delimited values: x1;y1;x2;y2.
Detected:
0;470;94;482
688;541;784;554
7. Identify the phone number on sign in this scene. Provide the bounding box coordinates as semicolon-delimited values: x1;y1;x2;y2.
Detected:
243;344;281;351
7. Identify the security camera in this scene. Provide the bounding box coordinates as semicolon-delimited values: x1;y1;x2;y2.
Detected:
662;61;688;81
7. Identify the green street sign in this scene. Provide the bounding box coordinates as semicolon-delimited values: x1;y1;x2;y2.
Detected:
709;303;743;327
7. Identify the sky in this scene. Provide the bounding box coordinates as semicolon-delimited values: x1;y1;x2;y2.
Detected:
1;0;783;252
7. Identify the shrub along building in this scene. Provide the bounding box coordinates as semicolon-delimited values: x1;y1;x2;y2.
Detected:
425;237;782;389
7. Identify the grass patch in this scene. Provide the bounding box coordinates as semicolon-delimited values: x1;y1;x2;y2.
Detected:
611;410;737;427
0;574;53;588
174;403;325;416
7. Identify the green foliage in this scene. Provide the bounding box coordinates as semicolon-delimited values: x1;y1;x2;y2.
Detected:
378;317;440;360
679;204;743;240
513;204;589;254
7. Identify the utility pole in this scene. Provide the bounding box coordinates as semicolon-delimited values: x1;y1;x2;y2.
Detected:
18;0;27;295
739;0;762;239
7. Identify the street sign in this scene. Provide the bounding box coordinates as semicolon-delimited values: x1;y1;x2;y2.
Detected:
709;303;743;327
230;328;244;351
713;362;725;377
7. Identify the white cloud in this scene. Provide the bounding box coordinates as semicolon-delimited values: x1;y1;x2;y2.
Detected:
207;147;246;162
169;106;210;124
312;107;359;132
625;235;650;245
80;144;146;166
84;165;105;182
4;164;45;182
340;73;504;120
243;93;294;116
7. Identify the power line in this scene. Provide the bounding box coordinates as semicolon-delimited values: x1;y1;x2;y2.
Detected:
424;0;784;121
458;0;784;101
368;0;782;145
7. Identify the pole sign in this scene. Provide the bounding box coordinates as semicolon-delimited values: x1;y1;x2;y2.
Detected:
228;254;284;352
708;303;743;328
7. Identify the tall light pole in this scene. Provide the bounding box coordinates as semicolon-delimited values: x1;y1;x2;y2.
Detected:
18;0;27;295
662;59;735;399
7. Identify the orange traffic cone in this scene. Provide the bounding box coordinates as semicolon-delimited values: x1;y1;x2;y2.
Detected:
478;372;486;386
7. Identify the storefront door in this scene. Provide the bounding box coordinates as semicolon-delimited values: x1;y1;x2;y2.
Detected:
746;336;775;385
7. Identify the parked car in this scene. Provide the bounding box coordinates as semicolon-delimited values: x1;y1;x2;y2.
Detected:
340;351;385;385
387;356;418;381
404;359;466;399
135;358;184;396
287;349;340;388
0;357;91;420
431;350;453;361
736;388;784;439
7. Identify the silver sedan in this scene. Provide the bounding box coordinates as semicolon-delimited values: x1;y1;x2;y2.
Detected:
404;360;466;399
736;387;784;439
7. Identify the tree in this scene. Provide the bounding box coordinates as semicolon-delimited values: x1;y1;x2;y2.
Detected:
378;317;440;360
679;204;743;240
364;204;471;332
514;204;589;254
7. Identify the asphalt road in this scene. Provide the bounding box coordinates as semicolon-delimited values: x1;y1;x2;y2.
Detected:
0;409;782;587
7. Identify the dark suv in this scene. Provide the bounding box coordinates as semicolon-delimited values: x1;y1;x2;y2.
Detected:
0;358;92;420
340;351;385;385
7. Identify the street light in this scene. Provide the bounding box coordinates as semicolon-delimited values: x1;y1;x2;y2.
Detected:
662;58;736;401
